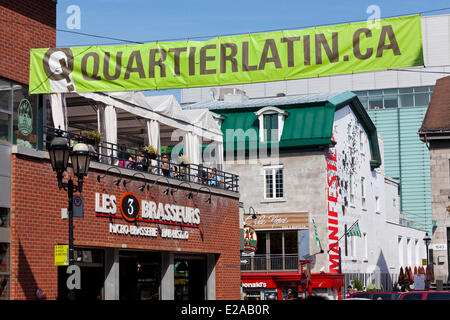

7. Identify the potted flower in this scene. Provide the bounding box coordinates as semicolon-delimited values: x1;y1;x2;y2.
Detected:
178;154;190;166
83;129;103;146
143;145;158;159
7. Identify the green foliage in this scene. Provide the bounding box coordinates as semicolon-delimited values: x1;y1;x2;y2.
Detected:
83;130;102;145
366;280;377;292
351;278;364;292
160;145;172;155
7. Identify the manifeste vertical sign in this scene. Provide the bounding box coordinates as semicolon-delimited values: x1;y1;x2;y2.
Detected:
29;14;423;94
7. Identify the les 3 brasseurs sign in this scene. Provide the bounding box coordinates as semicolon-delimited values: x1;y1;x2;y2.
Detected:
29;15;423;94
95;192;201;240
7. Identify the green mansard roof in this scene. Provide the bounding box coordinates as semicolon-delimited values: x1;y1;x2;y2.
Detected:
184;91;381;170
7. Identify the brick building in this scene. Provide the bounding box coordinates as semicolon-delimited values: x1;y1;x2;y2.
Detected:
10;146;240;300
0;0;56;85
0;0;57;299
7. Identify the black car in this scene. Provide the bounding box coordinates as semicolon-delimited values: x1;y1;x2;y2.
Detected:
347;292;402;300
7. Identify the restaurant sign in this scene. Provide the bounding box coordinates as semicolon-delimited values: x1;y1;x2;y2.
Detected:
243;226;258;255
29;15;423;94
95;192;200;240
244;212;308;230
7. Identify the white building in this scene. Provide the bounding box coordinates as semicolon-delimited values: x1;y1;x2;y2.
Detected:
184;90;427;294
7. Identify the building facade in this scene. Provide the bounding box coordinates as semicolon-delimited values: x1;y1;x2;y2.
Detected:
181;13;450;233
0;0;57;300
184;91;427;299
9;145;240;300
419;76;450;287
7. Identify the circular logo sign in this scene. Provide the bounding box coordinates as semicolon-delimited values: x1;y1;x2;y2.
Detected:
73;195;82;207
18;99;33;136
119;192;140;222
243;226;257;254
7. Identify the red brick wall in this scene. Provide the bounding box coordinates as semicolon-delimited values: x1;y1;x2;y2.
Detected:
11;153;241;300
0;0;56;85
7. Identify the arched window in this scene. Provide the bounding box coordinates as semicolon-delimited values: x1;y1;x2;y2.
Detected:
254;106;288;142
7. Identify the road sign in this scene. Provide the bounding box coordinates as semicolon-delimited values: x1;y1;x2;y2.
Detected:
240;259;249;265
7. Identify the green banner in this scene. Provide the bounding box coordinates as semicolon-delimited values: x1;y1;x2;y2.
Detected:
29;14;423;94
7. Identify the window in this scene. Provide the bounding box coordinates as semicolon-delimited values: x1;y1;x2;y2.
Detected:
0;79;11;143
375;196;380;213
415;240;419;266
0;113;10;143
398;237;403;267
349;173;354;205
263;114;278;142
359;130;363;151
350;234;357;258
255;107;288;142
13;85;38;148
0;208;9;228
0;243;10;300
344;225;348;256
401;293;423;300
264;166;284;199
0;78;38;147
363;233;368;260
353;86;434;110
361;177;366;209
253;230;298;271
407;238;412;266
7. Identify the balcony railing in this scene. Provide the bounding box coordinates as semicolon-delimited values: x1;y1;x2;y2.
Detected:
43;126;239;192
241;254;300;272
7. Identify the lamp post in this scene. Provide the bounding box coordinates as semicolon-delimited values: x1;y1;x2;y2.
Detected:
423;232;432;289
48;132;90;300
247;206;258;219
423;232;431;266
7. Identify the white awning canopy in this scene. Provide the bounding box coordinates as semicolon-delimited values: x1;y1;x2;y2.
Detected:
48;91;224;166
74;91;223;142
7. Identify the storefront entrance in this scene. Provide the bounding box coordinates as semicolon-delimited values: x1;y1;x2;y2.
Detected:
174;256;206;300
57;248;104;300
119;251;160;300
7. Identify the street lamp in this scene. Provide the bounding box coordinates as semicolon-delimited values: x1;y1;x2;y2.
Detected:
247;206;258;219
423;232;432;289
48;133;91;300
423;232;431;265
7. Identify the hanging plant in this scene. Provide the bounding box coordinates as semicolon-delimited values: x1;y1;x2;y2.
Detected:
83;130;103;146
143;145;158;159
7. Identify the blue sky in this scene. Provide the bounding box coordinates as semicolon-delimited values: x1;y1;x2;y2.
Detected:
55;1;450;100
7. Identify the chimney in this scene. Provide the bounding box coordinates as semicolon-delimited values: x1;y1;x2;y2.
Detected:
220;88;249;103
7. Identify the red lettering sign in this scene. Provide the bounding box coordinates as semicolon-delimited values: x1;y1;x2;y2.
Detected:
326;143;339;273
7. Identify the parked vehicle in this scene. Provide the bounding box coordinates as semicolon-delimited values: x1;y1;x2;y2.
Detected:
398;291;450;300
347;292;401;300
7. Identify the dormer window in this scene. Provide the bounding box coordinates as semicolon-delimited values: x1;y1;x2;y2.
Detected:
255;106;288;142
